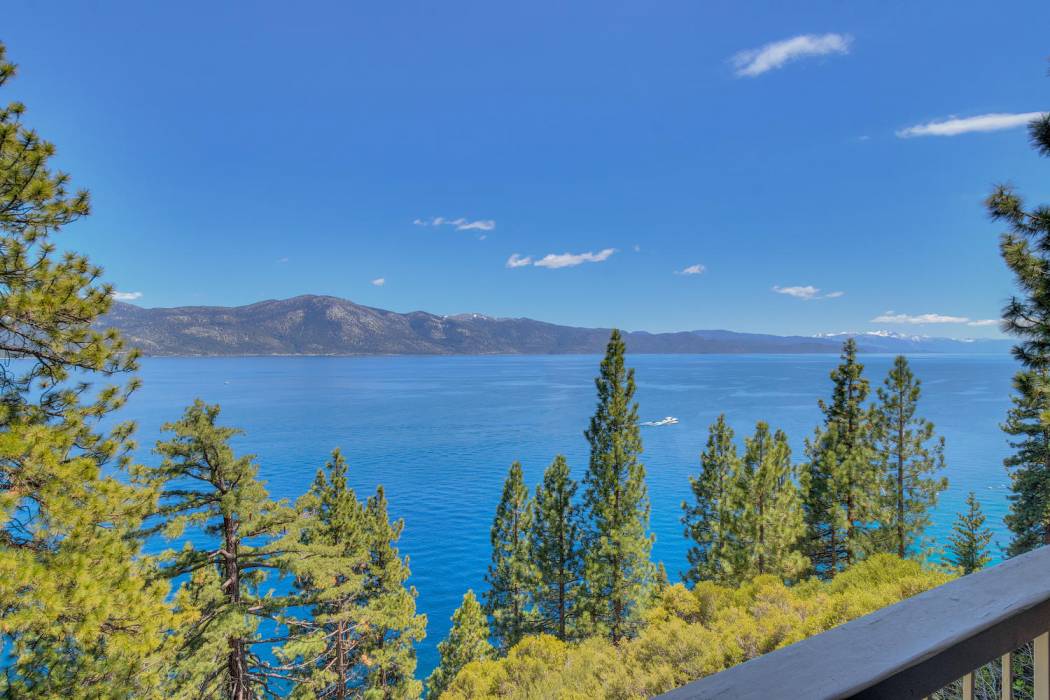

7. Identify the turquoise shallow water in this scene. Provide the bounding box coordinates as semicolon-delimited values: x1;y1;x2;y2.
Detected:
117;353;1017;677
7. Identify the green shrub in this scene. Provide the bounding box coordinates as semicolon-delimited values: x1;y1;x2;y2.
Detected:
442;555;950;699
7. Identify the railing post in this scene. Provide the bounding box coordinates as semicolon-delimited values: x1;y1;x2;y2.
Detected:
1036;632;1050;700
1001;652;1012;700
962;672;974;700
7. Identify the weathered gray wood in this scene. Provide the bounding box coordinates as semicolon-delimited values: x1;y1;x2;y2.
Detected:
658;545;1050;700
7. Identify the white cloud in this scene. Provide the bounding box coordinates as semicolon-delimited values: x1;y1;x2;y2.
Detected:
871;311;973;325
371;278;386;287
774;285;820;300
896;112;1046;138
456;219;495;231
772;285;843;301
732;33;852;78
508;249;617;270
505;254;533;268
276;256;290;264
675;264;706;276
967;319;999;327
414;216;495;231
112;291;143;301
534;248;617;269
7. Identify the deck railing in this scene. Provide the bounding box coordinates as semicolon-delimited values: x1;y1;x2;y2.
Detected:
658;544;1050;699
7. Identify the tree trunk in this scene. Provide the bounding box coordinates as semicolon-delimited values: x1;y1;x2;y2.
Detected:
222;513;250;700
757;494;766;575
897;401;906;558
829;526;838;576
1043;430;1050;546
558;517;567;641
336;619;347;700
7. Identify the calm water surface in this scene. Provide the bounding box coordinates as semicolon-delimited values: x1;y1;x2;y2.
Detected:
120;353;1017;676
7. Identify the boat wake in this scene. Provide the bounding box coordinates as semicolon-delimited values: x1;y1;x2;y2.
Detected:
642;416;679;427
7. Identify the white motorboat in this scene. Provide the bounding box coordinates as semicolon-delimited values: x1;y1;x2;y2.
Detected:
643;416;679;426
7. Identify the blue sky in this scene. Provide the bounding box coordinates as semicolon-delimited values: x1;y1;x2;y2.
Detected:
4;1;1048;337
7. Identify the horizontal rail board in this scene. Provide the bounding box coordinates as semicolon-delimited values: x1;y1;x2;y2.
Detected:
659;545;1050;700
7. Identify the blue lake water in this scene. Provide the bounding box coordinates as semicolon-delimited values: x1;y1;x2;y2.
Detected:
117;353;1017;677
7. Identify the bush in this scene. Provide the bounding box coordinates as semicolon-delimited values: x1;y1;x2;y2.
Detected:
441;555;951;698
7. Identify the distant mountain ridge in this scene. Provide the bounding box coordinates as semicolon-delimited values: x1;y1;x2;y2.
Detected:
97;295;1013;357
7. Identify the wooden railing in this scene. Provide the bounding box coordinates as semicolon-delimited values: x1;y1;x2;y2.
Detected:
658;545;1050;699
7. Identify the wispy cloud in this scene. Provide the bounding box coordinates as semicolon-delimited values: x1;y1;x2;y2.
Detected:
675;264;706;276
456;220;495;231
772;285;843;301
112;291;143;301
535;248;616;269
414;216;496;232
371;278;386;287
505;254;533;268
507;248;617;270
732;33;852;78
896;112;1046;138
871;311;998;326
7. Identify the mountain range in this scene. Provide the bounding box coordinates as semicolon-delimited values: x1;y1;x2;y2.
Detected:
97;295;1012;357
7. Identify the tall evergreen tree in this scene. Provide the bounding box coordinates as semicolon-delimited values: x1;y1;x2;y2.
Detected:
427;590;493;699
987;111;1050;555
870;356;947;558
1001;371;1050;554
0;41;173;698
947;492;993;575
802;339;878;577
681;415;741;585
530;455;583;641
140;401;303;699
581;330;654;642
359;486;426;698
737;423;807;581
484;461;536;652
282;451;424;700
284;450;371;699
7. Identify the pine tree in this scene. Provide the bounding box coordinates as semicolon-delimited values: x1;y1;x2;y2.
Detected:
681;414;741;585
987;111;1050;555
1001;370;1050;555
283;450;371;699
581;329;654;642
654;562;670;592
282;451;424;699
737;422;808;581
0;41;172;698
427;590;493;699
140;401;303;699
870;356;948;558
530;455;583;641
485;461;537;652
359;485;426;698
947;492;993;575
802;339;878;577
